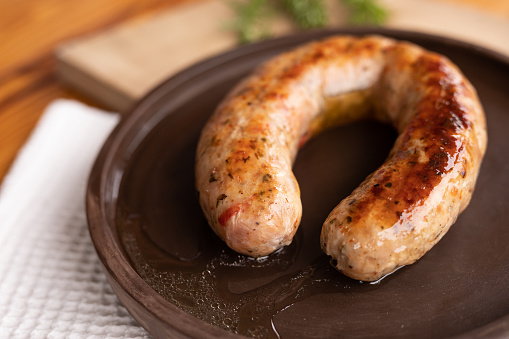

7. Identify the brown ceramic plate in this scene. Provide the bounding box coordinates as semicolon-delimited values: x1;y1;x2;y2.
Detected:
86;28;509;338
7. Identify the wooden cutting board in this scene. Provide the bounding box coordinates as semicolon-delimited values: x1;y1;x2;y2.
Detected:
55;0;509;113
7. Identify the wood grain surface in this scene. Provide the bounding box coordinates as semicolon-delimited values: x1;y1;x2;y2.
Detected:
0;0;508;183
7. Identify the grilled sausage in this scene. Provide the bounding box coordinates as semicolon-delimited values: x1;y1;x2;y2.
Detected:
195;35;487;280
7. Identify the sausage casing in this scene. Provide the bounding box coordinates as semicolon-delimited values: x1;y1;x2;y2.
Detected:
195;35;487;280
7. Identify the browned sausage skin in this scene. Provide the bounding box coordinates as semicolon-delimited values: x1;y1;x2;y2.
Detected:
195;35;487;280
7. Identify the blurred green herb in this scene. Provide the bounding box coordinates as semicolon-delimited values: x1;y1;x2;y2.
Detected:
342;0;387;26
228;0;387;43
280;0;327;28
228;0;273;44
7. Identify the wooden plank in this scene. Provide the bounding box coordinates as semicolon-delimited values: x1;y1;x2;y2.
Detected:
381;0;509;56
56;0;509;113
56;0;238;112
0;0;179;182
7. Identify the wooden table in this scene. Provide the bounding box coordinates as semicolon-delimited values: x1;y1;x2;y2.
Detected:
0;0;508;183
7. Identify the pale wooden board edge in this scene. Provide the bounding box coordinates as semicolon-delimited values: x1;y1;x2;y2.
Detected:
56;53;134;112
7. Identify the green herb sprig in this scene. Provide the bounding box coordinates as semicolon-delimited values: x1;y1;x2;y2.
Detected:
280;0;327;29
343;0;387;26
228;0;274;44
228;0;388;44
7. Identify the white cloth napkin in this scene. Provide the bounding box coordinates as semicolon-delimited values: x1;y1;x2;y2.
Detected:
0;100;151;339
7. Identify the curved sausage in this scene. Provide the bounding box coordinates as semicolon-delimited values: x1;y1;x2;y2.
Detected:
195;35;487;280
